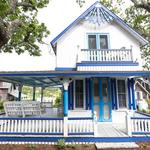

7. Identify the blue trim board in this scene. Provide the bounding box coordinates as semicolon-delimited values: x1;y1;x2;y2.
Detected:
136;111;150;117
68;117;93;120
0;133;63;135
77;62;139;66
132;132;150;135
111;79;115;109
68;132;94;135
55;68;76;71
131;117;150;120
0;137;150;143
1;71;150;77
0;117;63;120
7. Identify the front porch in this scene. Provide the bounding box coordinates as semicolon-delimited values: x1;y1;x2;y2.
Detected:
0;71;150;143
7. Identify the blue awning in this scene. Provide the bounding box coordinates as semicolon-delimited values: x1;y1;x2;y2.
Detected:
0;71;150;87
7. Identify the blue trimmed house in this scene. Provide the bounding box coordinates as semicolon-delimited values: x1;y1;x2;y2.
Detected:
0;1;150;143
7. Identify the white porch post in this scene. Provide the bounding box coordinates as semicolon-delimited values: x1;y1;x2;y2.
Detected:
41;87;44;102
18;85;23;101
126;111;132;136
93;111;98;137
33;87;36;101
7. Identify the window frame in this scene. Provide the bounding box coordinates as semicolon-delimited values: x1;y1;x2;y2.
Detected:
116;79;128;109
73;79;85;110
87;33;110;49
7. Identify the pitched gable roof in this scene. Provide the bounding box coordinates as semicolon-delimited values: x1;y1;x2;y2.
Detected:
51;1;149;51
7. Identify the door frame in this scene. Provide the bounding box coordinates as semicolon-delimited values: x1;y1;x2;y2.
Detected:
92;78;112;122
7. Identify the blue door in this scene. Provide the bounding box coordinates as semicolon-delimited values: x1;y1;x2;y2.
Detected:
93;78;112;122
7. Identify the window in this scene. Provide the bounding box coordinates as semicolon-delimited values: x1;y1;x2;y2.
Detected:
74;80;85;109
117;80;127;108
88;34;109;49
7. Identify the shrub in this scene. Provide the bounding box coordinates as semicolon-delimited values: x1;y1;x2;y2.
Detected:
26;144;36;150
56;139;66;150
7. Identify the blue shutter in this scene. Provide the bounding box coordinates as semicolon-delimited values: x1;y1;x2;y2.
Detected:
114;79;118;109
127;78;132;110
111;79;115;109
131;78;136;110
68;82;74;110
86;78;90;110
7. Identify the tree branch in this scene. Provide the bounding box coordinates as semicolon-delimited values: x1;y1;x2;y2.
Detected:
131;0;150;12
16;2;37;11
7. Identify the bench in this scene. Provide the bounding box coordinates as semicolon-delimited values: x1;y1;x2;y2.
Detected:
4;101;41;117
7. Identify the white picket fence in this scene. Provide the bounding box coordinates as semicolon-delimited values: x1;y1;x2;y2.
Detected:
0;118;64;135
79;49;133;62
131;117;150;135
0;117;94;136
68;118;94;135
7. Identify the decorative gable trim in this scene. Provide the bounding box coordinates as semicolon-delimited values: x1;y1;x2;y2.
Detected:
50;1;149;53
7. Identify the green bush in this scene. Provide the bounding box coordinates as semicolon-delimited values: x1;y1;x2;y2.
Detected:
56;139;66;150
54;94;62;108
26;144;36;150
147;98;150;109
0;101;4;112
67;143;78;149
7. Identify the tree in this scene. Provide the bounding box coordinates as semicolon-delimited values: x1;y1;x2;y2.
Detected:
0;0;50;56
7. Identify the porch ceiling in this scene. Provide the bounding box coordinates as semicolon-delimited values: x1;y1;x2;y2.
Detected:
0;75;62;87
0;70;150;87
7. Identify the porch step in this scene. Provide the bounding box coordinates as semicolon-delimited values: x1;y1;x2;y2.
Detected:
95;142;139;149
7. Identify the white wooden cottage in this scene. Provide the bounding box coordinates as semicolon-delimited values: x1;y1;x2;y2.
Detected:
0;1;150;144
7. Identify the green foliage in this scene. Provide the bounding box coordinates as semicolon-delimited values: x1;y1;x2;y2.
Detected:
22;86;61;101
56;139;66;150
26;144;36;150
100;0;150;69
147;98;150;109
0;0;50;56
0;101;4;112
54;92;62;108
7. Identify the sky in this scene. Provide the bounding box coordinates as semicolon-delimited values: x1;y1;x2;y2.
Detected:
0;0;97;72
0;0;131;72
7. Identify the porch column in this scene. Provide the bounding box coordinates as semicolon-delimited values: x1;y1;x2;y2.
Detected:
33;87;36;101
18;85;23;101
41;87;44;102
131;78;136;110
63;82;69;116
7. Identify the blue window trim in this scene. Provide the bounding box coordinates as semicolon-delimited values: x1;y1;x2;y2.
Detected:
114;79;118;109
87;33;110;49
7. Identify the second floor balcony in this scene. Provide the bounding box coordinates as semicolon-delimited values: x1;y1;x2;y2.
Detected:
78;48;133;63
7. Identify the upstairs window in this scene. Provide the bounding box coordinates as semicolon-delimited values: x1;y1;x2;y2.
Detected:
88;34;109;49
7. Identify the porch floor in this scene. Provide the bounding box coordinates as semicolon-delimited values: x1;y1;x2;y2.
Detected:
97;123;128;137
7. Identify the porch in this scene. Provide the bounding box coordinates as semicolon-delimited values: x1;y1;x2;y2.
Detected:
0;71;150;143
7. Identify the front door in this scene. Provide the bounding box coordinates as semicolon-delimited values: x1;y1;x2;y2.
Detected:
93;78;112;122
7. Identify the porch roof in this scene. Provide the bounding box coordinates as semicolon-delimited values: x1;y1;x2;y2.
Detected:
0;70;150;87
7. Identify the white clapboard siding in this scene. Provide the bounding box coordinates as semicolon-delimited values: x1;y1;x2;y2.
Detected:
0;118;63;135
68;118;94;135
131;117;150;135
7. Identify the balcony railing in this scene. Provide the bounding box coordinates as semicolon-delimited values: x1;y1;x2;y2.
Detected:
79;49;133;62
